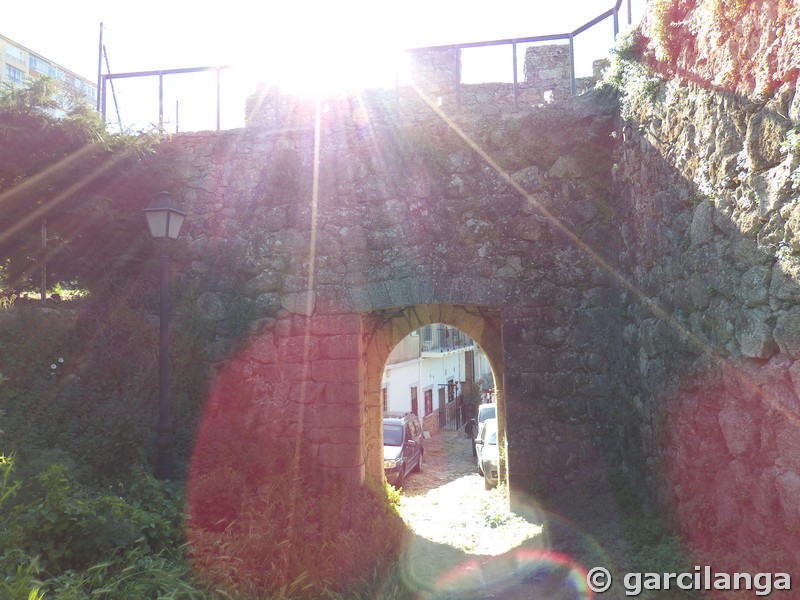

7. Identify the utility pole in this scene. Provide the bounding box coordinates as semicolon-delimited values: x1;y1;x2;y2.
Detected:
96;22;103;112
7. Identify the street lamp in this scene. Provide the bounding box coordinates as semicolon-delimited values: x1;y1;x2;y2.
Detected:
144;191;186;480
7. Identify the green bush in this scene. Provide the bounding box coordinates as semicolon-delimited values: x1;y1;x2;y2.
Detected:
1;456;184;572
0;453;212;599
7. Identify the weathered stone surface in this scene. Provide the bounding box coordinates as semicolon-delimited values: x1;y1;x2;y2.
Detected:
274;336;321;363
746;110;792;171
319;335;359;360
689;200;714;246
781;199;800;251
749;161;795;220
774;306;800;358
718;400;758;456
243;270;283;295
613;14;800;566
102;27;800;572
775;468;800;523
739;265;771;307
736;306;777;359
196;291;226;321
770;257;800;302
281;291;316;316
317;442;363;468
547;155;583;179
312;359;359;383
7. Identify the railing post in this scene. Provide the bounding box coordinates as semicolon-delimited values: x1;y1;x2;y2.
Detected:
512;41;519;109
101;75;107;122
569;34;576;96
158;72;164;131
395;66;400;118
274;84;280;128
96;22;103;112
455;45;461;110
216;68;221;131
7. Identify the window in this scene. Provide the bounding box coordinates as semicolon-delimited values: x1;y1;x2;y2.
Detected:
382;387;388;412
447;380;455;403
5;65;24;85
424;389;433;415
410;387;418;416
6;44;24;63
29;55;51;74
383;425;403;446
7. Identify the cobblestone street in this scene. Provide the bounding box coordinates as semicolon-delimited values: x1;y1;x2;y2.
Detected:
398;429;541;556
394;429;595;599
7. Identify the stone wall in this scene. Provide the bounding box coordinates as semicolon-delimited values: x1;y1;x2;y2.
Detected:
613;19;800;572
638;0;800;99
523;44;571;102
173;0;800;575
157;88;622;500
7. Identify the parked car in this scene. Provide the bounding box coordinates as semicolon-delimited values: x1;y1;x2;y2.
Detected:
383;411;424;487
475;417;499;490
476;402;496;439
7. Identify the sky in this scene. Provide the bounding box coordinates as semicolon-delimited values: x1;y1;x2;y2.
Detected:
3;0;646;131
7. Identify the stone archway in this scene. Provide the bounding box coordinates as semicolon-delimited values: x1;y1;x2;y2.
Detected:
168;90;625;510
360;304;504;487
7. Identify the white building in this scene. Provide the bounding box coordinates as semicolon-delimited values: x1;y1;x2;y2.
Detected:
381;324;494;431
1;34;97;104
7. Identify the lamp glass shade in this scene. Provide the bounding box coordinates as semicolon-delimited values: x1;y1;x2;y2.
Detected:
144;192;187;239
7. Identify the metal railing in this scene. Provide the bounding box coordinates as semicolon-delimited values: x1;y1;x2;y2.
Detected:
97;0;639;132
100;65;229;132
421;326;473;352
407;0;632;109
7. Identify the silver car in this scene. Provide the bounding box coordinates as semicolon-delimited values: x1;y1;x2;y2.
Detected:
475;417;499;490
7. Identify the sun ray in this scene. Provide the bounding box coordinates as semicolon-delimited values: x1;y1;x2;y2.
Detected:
404;80;800;428
285;95;324;546
0;146;129;246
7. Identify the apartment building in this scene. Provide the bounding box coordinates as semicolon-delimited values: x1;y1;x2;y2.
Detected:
1;34;97;103
381;324;494;432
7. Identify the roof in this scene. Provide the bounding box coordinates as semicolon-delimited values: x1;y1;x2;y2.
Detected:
383;411;416;421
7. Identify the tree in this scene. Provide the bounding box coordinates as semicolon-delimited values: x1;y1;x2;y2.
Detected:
0;77;164;297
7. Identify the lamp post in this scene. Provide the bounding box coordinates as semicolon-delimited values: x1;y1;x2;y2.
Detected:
143;191;187;480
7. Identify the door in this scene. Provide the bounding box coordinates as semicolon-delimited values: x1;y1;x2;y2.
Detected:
403;422;418;477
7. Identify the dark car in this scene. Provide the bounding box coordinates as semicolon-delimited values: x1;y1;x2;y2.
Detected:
383;411;424;487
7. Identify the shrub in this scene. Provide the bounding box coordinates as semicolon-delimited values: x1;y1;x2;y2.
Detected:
187;436;407;598
1;456;184;574
41;546;208;600
601;29;665;123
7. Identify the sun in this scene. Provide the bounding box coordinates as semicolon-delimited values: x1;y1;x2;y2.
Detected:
225;3;410;99
258;44;404;98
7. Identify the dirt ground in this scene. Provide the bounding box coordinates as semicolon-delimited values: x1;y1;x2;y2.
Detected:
394;429;593;600
398;429;541;555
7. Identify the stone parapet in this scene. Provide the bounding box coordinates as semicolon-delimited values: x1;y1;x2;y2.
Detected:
245;43;602;128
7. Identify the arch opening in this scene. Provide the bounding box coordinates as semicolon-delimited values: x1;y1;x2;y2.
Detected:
361;304;506;491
